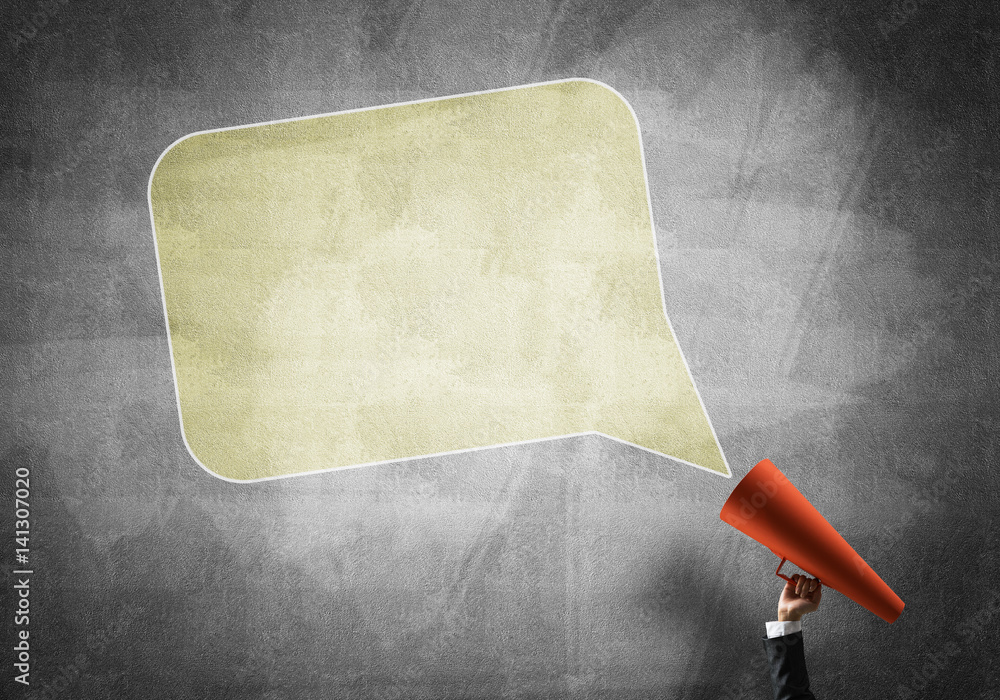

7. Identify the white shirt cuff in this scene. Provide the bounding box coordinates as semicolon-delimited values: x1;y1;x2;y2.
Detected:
766;620;802;638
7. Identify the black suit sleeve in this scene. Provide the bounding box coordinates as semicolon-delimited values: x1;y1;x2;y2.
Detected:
763;631;816;700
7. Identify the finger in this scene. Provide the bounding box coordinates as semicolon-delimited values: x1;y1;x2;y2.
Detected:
796;575;805;597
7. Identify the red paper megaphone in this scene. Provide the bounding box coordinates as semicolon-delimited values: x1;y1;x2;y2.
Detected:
720;459;904;623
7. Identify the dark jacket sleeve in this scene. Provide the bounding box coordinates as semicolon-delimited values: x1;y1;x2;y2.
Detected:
763;631;815;700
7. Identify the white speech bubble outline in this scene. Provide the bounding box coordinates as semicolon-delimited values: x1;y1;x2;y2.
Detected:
147;78;732;483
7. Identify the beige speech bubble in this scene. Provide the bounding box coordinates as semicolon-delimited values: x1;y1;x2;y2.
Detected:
149;79;730;481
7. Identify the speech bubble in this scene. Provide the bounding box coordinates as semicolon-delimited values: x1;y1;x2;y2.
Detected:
149;79;730;481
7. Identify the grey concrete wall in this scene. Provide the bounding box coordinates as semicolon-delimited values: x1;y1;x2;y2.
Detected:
2;1;998;698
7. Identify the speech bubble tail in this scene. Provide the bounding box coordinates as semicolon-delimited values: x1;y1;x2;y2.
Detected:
586;328;731;477
597;424;731;478
593;375;730;477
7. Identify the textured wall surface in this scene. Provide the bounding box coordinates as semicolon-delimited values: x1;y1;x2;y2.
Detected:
2;1;998;698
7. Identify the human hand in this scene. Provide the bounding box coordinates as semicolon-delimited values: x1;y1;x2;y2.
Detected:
777;574;822;622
